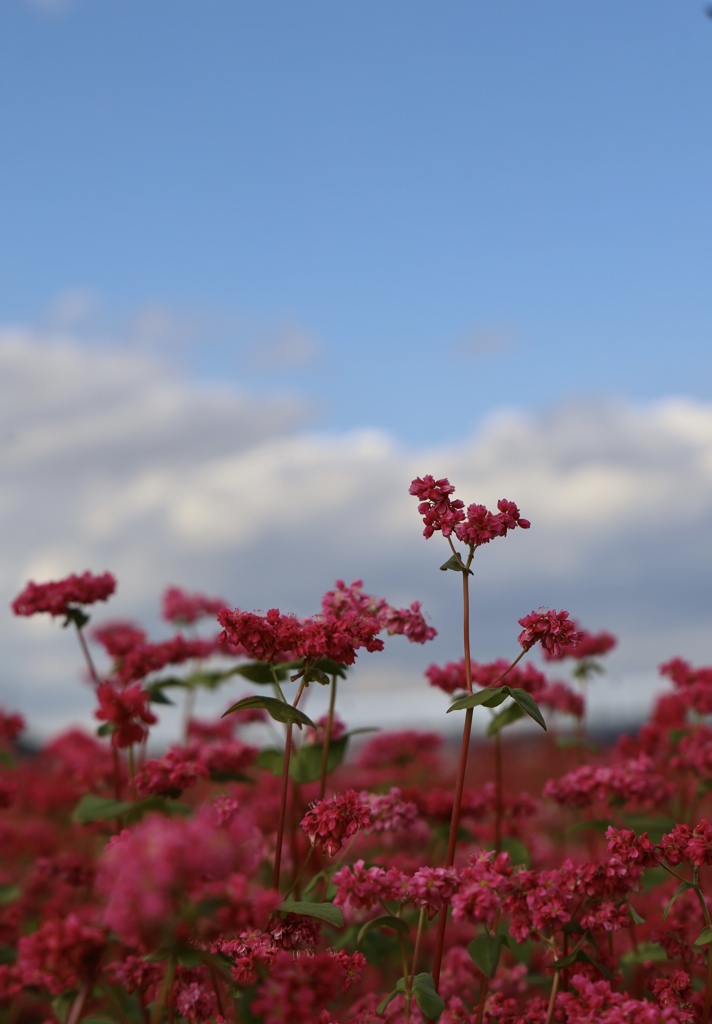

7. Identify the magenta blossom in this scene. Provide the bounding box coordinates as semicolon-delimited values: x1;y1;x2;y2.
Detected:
12;571;116;618
517;607;582;658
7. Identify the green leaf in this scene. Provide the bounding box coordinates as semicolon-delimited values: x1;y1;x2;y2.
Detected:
96;721;115;737
0;945;17;964
621;942;667;965
144;684;175;705
553;949;612;980
0;749;15;767
356;915;410;945
695;926;712;946
468;934;504;978
311;658;349;679
500;836;531;868
377;979;405;1016
508;688;547;731
0;885;21;905
412;974;445;1019
627;902;645;925
72;793;135;822
565;819;611;838
279;901;344;928
663;880;696;921
255;748;284;775
486;702;525;736
291;736;350;784
233;663;291;685
51;994;73;1024
439;554;472;574
72;793;191;824
222;696;315;730
447;687;507;713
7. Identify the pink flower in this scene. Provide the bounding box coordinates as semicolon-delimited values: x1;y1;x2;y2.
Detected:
543;625;617;661
381;600;437;643
16;913;106;995
94;681;158;748
409;474;465;538
454;503;505;546
11;571;116;618
301;789;372;856
161;585;228;625
517;607;582;658
92;621;147;660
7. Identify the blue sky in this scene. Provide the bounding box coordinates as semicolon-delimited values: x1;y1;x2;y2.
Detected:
3;1;712;742
3;0;711;444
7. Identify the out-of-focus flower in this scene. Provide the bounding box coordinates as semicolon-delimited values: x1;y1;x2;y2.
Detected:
162;585;228;625
11;571;116;618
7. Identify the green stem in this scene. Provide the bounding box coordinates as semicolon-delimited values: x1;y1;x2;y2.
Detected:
273;678;307;891
318;676;338;801
150;957;176;1024
432;562;475;989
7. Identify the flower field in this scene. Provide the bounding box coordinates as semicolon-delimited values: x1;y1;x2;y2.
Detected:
1;476;710;1023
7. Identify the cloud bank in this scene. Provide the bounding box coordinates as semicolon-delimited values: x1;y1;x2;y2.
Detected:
3;327;711;743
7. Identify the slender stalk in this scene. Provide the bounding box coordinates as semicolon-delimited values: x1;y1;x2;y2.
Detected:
432;562;475;988
494;731;503;854
128;744;137;801
74;622;102;686
543;969;561;1024
66;979;91;1024
408;906;427;992
273;678;307;891
474;978;489;1024
318;676;338;800
150;957;176;1024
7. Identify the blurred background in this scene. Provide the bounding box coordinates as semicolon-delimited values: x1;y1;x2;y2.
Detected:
2;0;712;745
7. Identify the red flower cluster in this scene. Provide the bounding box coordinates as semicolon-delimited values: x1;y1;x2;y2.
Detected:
409;475;530;546
11;571;116;618
161;585;228;625
517;607;582;657
300;790;372;856
94;682;158;748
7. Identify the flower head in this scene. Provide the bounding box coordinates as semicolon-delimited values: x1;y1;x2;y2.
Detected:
12;571;116;618
517;608;582;658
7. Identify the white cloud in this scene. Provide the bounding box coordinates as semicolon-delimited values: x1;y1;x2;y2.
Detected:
3;328;711;745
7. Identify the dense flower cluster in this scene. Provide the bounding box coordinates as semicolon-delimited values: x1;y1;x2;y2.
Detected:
409;475;530;545
11;571;116;617
517;607;582;657
162;585;228;624
301;790;373;856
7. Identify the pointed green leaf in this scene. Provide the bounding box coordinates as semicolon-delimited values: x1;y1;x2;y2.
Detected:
311;658;349;679
468;935;504;978
412;974;445;1019
486;702;526;736
0;945;17;964
72;793;192;824
222;696;315;729
356;915;410;945
695;926;712;946
439;554;472;574
255;748;284;775
0;885;21;906
621;942;667;965
448;687;507;713
663;880;695;921
553;949;612;979
72;793;135;822
500;836;531;868
291;736;349;784
627;902;645;925
508;688;547;731
279;901;344;928
233;662;290;685
377;978;406;1016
